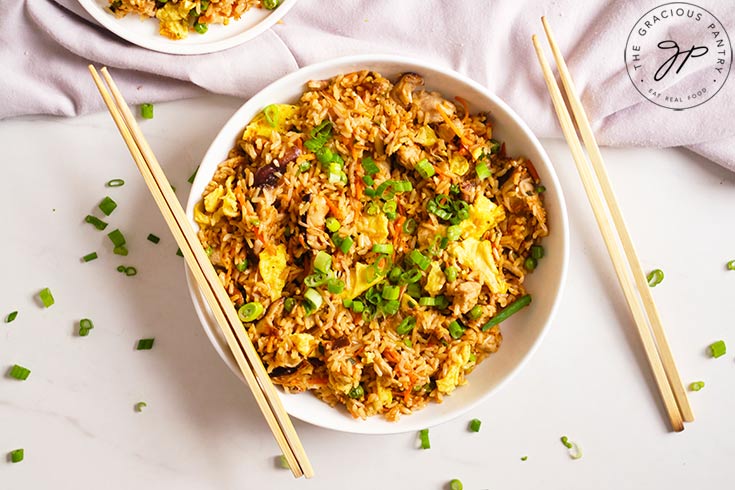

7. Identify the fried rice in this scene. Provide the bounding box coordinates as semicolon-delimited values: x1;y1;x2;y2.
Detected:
195;70;549;421
107;0;273;40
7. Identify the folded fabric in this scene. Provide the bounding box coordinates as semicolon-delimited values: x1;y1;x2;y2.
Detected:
2;0;733;170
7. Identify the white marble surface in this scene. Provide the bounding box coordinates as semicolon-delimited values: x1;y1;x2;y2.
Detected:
1;94;734;489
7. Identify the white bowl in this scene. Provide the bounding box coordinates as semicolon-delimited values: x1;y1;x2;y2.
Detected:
185;54;569;434
77;0;299;55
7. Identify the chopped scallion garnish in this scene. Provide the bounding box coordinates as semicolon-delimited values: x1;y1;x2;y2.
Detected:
403;218;417;234
408;250;430;271
187;165;199;184
39;288;55;308
85;215;108;230
647;269;664;287
106;179;125;187
125;266;137;276
447;319;465;339
99;196;118;216
136;338;155;350
113;246;129;256
469;418;481;432
79;318;94;337
147;234;160;244
238;302;264;323
689;381;705;391
10;448;24;463
449;479;463;490
107;229;126;248
381;285;400;301
325;217;341;232
135;401;147;412
709;340;726;358
419;428;431;449
338;236;354;254
5;311;18;323
361;156;379;176
283;298;296;313
415;158;435;179
140;103;154;119
351;300;365;313
475;161;492;180
313;251;332;274
9;364;31;380
82;252;98;262
327;278;345;294
372;243;394;255
396;316;416;335
727;259;735;270
303;288;323;313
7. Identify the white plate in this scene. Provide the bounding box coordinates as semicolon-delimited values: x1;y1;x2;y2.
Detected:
77;0;298;55
185;54;569;434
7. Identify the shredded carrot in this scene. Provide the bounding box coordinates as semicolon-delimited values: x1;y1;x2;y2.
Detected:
455;96;470;125
323;195;343;220
254;226;267;246
393;216;405;248
436;103;471;147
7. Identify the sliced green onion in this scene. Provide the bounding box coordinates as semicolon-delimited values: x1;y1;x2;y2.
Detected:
444;266;458;283
710;340;726;358
114;246;129;256
176;248;183;257
125;266;137;276
107;229;126;248
365;202;379;215
530;245;544;259
136;338;155;350
524;257;537;271
419;428;430;449
403;338;413;348
117;265;126;273
449;479;463;490
415;158;435;179
382;285;400;301
236;260;248;272
488;139;501;154
372;243;394;255
82;252;98;262
392;180;413;193
363;188;377;197
388;266;404;283
238;302;264;323
348;385;364;399
482;295;532;330
10;448;24;463
325;217;341;232
475;161;492;180
400;268;422;284
338;236;354;254
560;436;573;448
468;305;483;320
536;185;546;193
396;316;416;335
409;250;430;271
140;103;154;119
303;288;323;313
283;297;296;313
362;156;380;176
99;196;118;216
403;218;417;234
85;215;108;230
382;199;397;219
446;225;462;242
106;179;125;187
419;296;447;307
313;251;332;274
147;233;160;244
263;104;279;127
448;319;465;339
469;418;481;432
262;0;280;10
9;364;31;380
406;283;421;299
299;162;311;173
5;311;18;323
187;165;199;184
727;260;735;270
689;381;705;391
362;175;375;187
327;278;345;294
647;269;664;287
134;401;147;412
382;300;400;316
560;436;582;459
351;300;364;313
79;318;94;337
342;299;353;308
521;456;528;461
39;288;54;308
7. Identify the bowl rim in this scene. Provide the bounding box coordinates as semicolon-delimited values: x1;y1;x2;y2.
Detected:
185;53;569;434
76;0;299;55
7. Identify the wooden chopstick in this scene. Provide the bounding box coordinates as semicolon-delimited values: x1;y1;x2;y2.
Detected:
539;17;693;423
532;23;689;431
88;66;314;476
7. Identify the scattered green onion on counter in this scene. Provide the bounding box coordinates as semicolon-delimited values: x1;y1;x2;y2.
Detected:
39;288;55;308
99;196;118;216
9;364;31;380
709;340;726;358
106;179;125;187
85;215;108;230
469;418;482;432
419;428;431;449
82;252;98;262
140;103;154;119
136;338;155;350
689;381;705;392
5;311;18;323
647;269;664;287
79;318;94;337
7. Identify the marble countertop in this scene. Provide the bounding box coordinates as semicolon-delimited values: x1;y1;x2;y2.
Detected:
2;94;734;489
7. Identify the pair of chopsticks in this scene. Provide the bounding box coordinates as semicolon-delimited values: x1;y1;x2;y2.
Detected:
532;18;693;431
88;66;314;476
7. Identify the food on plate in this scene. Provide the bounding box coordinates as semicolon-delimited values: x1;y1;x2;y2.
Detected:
106;0;281;40
195;70;548;420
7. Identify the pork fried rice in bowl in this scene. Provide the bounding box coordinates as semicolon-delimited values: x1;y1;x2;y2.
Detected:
185;55;568;434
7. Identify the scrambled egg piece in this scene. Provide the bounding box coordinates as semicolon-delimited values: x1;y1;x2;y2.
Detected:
449;154;469;176
203;186;224;213
424;262;445;296
194;201;222;227
414;125;438;146
290;333;317;357
456;195;506;240
156;1;195;40
376;377;393;407
356;213;389;244
436;343;472;394
258;244;288;301
448;238;507;294
342;262;384;300
242;104;299;139
221;176;239;218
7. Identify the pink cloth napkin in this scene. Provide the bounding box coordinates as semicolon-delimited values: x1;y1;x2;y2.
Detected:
3;0;734;170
